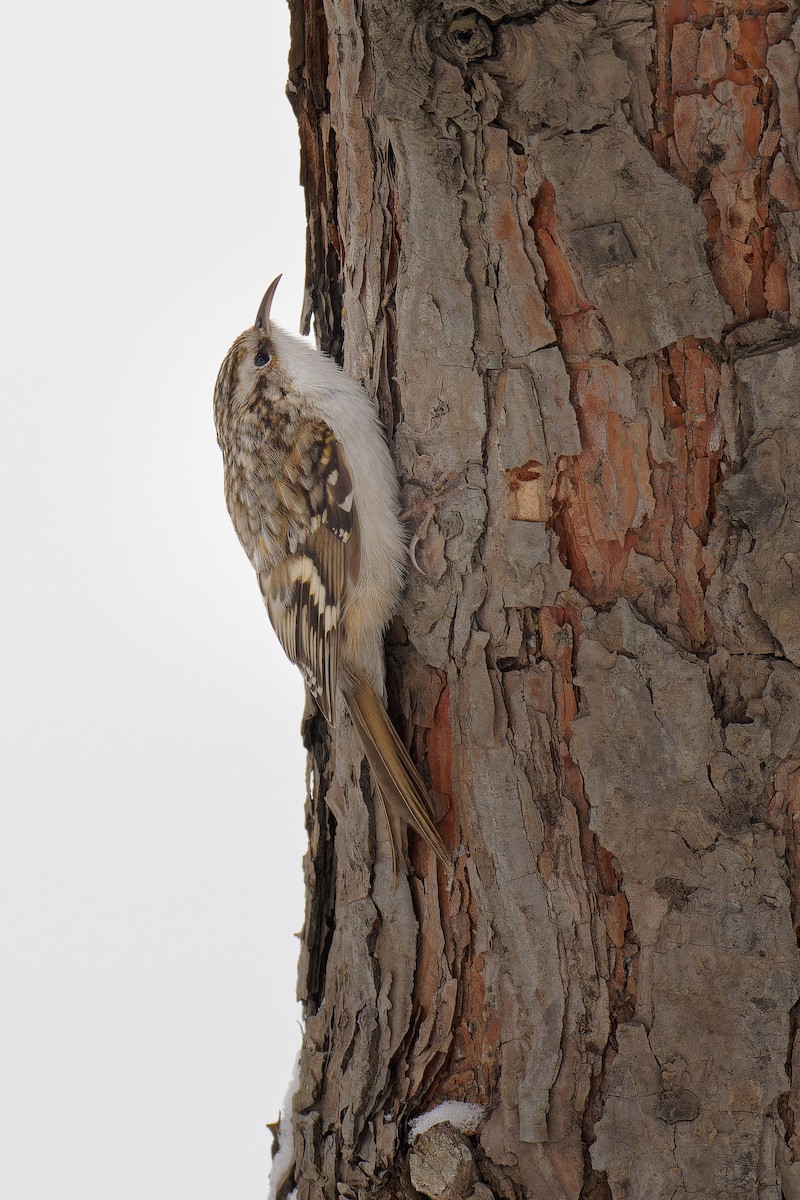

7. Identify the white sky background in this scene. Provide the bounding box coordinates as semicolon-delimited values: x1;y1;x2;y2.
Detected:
2;3;310;1195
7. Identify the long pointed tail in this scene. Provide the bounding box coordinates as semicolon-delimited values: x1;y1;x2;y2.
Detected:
345;675;451;874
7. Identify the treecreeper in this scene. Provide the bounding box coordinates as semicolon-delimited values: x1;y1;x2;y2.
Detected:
213;276;450;878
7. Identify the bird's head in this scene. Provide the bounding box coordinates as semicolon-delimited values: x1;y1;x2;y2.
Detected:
214;275;293;427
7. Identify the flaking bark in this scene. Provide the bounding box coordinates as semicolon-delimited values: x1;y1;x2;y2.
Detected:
284;2;800;1197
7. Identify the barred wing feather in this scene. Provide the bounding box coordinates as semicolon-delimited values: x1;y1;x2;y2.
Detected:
261;422;358;725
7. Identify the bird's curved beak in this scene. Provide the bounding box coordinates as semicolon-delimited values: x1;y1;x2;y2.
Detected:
255;275;282;334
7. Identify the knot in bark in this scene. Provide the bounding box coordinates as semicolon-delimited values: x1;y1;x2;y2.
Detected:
430;9;494;65
656;1087;701;1124
409;1123;477;1200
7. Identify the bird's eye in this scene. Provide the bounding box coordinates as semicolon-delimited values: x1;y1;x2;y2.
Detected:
254;351;271;368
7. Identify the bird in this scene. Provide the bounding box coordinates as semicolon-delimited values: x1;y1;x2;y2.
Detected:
214;276;450;877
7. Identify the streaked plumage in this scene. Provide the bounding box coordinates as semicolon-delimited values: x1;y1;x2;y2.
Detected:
214;278;450;876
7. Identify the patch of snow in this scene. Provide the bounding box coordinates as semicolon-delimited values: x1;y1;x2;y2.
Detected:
408;1101;485;1142
268;1055;300;1199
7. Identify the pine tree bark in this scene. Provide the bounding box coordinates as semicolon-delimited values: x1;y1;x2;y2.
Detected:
282;2;800;1197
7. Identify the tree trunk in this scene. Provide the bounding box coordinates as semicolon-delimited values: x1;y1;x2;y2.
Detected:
281;2;800;1197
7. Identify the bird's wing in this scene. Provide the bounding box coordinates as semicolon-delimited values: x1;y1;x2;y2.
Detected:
260;420;359;725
